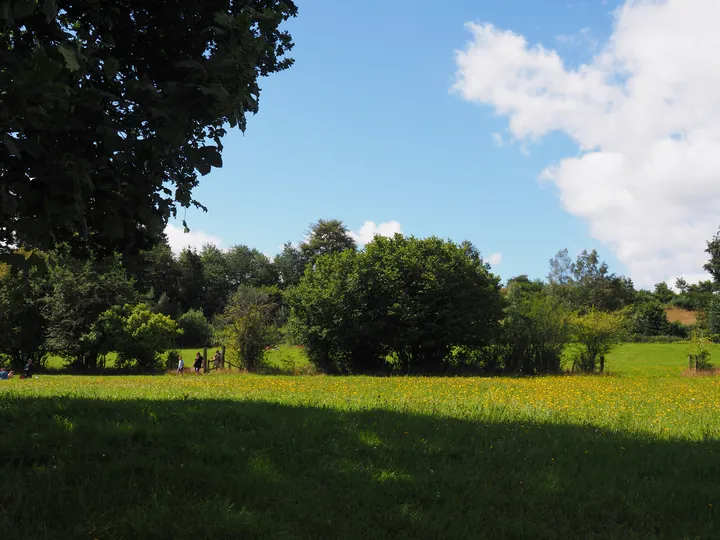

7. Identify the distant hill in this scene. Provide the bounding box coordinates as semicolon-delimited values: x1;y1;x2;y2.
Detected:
665;307;698;325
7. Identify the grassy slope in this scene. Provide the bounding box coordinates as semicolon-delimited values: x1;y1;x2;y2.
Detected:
2;344;719;539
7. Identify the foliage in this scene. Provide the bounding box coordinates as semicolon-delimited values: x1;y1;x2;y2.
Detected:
0;252;50;369
289;235;504;374
703;228;720;286
274;241;306;288
707;294;720;337
166;350;181;371
547;248;635;312
628;300;669;337
94;303;181;370
44;250;136;369
177;248;205;313
0;0;298;253
216;285;279;371
177;309;213;348
501;283;572;374
571;309;626;373
688;330;714;371
653;282;675;304
300;219;356;267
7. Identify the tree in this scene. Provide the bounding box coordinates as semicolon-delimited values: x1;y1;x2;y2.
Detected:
216;285;279;370
177;309;213;348
288;235;504;374
502;280;571;374
571;310;626;373
653;282;675;304
0;0;297;253
274;242;306;288
628;300;669;337
95;303;180;370
201;244;232;318
0;251;50;369
177;248;205;312
548;248;634;312
300;219;356;266
675;277;689;294
704;228;720;286
44;251;136;369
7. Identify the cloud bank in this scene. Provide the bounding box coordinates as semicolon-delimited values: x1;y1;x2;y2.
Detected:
165;224;222;254
351;220;403;245
453;0;720;287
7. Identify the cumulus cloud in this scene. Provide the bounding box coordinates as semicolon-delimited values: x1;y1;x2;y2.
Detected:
453;0;720;287
489;252;503;266
350;220;403;245
165;224;222;254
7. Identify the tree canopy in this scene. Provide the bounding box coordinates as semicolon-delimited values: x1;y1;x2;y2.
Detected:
0;0;297;253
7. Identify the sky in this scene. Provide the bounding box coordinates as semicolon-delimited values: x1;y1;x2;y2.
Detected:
167;0;720;289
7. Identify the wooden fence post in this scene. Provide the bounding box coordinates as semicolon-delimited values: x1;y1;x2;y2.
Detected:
203;347;208;373
221;346;226;369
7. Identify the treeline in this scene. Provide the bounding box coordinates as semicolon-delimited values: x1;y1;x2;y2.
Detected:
2;220;720;375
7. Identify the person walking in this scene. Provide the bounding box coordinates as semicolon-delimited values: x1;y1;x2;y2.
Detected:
193;352;203;374
176;355;185;376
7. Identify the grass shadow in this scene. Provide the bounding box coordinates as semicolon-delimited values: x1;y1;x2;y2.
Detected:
1;397;718;539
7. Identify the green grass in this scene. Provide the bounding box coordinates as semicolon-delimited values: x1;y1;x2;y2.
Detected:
2;343;719;539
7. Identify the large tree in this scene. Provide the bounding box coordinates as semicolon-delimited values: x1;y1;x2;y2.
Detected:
0;0;297;254
289;235;504;374
300;219;356;266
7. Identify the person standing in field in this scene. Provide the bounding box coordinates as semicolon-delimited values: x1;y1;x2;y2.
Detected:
176;355;184;376
193;352;203;374
24;359;33;379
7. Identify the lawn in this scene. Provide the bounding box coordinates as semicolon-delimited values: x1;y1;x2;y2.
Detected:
2;343;719;539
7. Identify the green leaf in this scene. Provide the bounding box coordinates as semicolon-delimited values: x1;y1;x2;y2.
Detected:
12;0;35;20
104;57;119;79
175;59;205;71
41;0;57;21
58;43;80;71
198;145;222;168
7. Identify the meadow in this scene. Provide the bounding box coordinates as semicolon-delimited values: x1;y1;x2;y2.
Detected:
2;343;719;539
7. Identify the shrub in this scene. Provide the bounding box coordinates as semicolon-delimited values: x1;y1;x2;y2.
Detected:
628;300;668;336
95;303;181;370
501;292;572;374
166;350;181;370
177;309;213;348
688;330;714;371
571;309;626;373
216;286;279;371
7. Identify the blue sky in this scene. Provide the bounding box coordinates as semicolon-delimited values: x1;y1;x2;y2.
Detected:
169;0;640;285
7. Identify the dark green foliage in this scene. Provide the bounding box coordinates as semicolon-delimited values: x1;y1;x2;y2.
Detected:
300;219;356;266
0;252;50;369
653;282;675;304
629;301;669;337
289;235;504;374
0;0;297;253
671;279;714;311
177;309;213;348
166;349;181;370
704;228;720;286
177;248;205;312
501;279;572;374
707;295;720;335
547;248;635;312
274;241;306;288
44;250;136;369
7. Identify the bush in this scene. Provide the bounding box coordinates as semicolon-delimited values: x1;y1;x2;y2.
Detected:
571;309;626;373
501;292;572;374
95;303;181;370
216;286;279;371
288;236;503;374
688;330;714;371
177;309;213;347
628;300;669;336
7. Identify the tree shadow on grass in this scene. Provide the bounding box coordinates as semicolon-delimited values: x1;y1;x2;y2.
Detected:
1;397;718;540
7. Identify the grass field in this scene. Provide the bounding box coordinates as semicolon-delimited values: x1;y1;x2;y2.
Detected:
2;343;719;539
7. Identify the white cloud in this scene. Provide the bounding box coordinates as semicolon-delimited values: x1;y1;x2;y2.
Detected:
350;220;403;245
453;0;720;287
489;252;503;266
165;224;222;254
